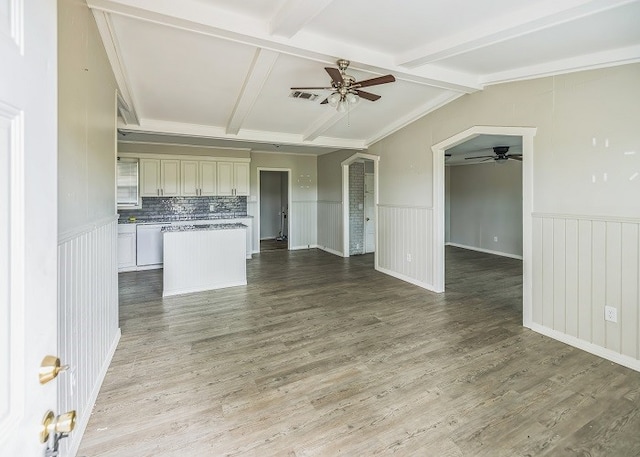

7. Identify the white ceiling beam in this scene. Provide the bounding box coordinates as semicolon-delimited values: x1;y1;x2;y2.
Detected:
121;118;367;150
86;0;481;93
481;43;640;86
91;9;139;125
226;49;279;136
270;0;336;38
397;0;637;68
302;105;360;142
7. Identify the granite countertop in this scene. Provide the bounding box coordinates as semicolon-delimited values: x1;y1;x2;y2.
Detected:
119;214;252;224
162;223;247;233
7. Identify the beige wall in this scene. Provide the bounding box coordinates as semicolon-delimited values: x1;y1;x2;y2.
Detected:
317;149;359;202
371;64;640;218
447;161;523;257
250;151;317;201
58;0;118;234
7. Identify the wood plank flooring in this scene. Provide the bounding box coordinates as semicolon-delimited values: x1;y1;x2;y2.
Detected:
78;247;640;456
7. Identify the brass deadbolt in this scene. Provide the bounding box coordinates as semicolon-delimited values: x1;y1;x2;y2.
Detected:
39;355;68;384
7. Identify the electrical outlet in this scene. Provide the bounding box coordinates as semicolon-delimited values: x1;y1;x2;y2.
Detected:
209;203;215;212
356;243;360;250
493;236;498;242
407;253;412;262
605;306;617;323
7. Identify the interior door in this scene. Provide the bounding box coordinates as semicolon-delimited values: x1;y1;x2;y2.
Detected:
364;173;375;253
0;1;60;456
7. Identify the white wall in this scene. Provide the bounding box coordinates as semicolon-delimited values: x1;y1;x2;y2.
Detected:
250;152;317;251
369;63;640;370
448;161;523;258
57;1;120;454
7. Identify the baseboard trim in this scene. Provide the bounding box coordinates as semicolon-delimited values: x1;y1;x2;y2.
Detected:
67;328;121;457
376;266;437;292
528;323;640;373
289;244;318;251
446;242;523;260
317;246;343;257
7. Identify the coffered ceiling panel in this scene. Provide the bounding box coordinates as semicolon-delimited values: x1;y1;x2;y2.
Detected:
89;0;640;155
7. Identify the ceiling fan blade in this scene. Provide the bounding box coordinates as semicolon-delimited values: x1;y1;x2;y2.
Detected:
291;87;333;90
465;155;494;160
354;74;396;88
320;98;328;105
325;67;343;85
509;156;523;161
355;90;381;102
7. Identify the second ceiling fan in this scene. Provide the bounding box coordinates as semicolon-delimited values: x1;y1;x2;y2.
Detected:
291;59;395;111
465;146;522;162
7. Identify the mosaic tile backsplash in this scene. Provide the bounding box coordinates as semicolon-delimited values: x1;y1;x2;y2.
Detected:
118;196;247;223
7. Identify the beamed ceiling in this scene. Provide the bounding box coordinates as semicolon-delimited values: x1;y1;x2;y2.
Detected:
88;0;640;155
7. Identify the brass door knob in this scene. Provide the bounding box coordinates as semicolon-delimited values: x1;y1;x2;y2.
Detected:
39;410;76;443
39;355;69;384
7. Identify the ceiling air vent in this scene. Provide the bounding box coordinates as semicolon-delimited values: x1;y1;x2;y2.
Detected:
290;91;319;101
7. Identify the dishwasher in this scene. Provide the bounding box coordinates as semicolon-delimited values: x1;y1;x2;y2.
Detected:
136;224;169;267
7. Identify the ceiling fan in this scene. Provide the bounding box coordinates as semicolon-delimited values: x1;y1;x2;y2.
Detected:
465;146;522;162
291;59;395;111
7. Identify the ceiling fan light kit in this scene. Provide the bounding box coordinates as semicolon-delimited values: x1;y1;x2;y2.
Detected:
291;59;395;112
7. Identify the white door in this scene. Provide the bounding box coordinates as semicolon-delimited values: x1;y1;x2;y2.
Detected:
217;161;234;196
234;162;250;196
180;160;199;196
139;158;160;196
0;1;60;456
364;173;375;253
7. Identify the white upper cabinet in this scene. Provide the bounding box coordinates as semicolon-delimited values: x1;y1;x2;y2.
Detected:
234;162;250;196
130;155;249;198
180;160;199;196
140;158;180;197
199;161;218;196
218;161;249;196
161;160;180;196
181;160;218;196
140;159;161;196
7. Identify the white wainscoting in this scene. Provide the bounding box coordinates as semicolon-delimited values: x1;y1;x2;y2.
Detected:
377;205;433;289
317;200;343;256
57;216;121;456
532;213;640;372
290;200;317;250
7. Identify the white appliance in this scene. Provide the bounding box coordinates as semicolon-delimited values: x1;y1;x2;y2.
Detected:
136;224;168;266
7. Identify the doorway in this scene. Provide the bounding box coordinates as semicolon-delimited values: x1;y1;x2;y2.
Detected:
341;153;379;258
258;169;290;252
445;135;524;313
431;126;536;327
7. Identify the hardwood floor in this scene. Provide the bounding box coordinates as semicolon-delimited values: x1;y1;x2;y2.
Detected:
78;247;640;456
260;238;288;252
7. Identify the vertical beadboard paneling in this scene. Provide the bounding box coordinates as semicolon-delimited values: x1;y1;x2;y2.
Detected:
58;217;119;456
541;218;554;328
377;205;432;288
532;213;640;369
577;220;593;341
553;218;566;332
565;219;579;338
317;201;343;255
621;223;639;359
290;201;317;249
591;221;607;347
605;222;622;352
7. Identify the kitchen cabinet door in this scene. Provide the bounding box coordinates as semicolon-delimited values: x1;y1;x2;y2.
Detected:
217;161;234;196
117;226;137;270
180;160;199;196
234;162;250;196
140;159;161;196
200;161;217;196
161;159;180;196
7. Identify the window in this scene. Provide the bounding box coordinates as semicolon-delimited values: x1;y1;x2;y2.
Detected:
117;158;139;207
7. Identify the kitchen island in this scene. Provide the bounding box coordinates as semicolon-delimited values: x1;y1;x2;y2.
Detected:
162;223;247;297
